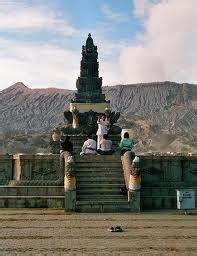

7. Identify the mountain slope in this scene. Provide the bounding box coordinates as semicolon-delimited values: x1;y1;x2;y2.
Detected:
0;81;197;153
0;82;74;132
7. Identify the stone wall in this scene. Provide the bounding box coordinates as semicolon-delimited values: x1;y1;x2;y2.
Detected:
0;155;13;185
140;155;197;209
12;154;60;183
0;154;196;209
0;154;64;208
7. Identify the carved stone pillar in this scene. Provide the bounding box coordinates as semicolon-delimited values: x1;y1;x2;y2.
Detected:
63;151;76;211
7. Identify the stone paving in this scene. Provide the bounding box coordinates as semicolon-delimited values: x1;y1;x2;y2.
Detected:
0;209;196;255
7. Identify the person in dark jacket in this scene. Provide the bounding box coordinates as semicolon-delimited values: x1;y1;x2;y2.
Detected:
61;136;73;154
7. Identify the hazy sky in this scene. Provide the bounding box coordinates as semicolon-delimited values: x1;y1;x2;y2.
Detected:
0;0;197;90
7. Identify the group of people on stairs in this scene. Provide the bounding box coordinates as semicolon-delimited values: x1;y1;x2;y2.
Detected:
60;114;135;156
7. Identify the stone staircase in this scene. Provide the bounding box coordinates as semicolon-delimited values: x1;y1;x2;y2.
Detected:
74;155;130;212
0;154;131;211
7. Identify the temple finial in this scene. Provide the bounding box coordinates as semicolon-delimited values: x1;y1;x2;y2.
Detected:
86;33;94;48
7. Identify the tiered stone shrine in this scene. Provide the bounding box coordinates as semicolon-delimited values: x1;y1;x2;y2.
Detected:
73;33;107;104
61;34;121;136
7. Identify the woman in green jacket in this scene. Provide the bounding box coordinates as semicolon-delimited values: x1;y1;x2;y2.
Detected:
119;132;135;155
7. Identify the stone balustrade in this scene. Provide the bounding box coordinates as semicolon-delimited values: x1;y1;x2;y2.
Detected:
10;154;62;186
0;154;13;185
139;154;197;209
0;153;196;210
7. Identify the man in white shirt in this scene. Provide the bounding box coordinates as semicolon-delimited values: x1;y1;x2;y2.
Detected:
96;115;110;150
97;134;114;155
80;134;97;155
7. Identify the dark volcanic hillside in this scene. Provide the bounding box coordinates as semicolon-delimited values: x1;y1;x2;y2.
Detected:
0;81;197;153
0;82;74;132
104;82;197;135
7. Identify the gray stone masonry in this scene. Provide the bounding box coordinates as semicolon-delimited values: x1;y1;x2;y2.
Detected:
0;154;13;185
140;154;197;209
0;154;196;210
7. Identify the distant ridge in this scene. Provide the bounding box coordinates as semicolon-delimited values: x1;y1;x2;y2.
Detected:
2;82;29;93
1;81;73;94
0;81;197;152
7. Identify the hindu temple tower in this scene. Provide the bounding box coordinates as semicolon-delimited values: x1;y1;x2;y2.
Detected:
70;33;110;113
62;34;120;135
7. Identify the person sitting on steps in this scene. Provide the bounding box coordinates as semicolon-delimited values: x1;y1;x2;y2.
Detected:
60;136;73;154
97;134;114;155
80;134;97;155
119;132;135;156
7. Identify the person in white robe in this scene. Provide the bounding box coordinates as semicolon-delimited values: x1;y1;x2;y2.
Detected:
80;134;97;155
96;115;110;150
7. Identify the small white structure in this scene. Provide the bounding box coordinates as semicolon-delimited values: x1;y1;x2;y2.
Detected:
177;189;195;214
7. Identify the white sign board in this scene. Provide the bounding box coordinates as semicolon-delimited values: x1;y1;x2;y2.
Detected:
177;190;195;209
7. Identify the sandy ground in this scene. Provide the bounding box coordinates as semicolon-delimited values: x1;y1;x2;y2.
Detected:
0;209;196;256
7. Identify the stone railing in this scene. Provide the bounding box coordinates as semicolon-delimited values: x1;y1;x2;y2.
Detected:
139;154;197;209
62;151;76;191
121;151;141;211
121;151;141;190
0;153;77;209
63;151;76;211
0;153;196;210
9;154;63;186
0;154;13;185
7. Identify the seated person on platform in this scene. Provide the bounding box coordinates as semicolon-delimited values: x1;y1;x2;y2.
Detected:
80;134;97;155
60;136;73;154
119;132;135;156
97;134;114;155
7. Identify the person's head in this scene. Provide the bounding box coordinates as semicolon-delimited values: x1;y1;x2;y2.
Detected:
124;132;129;139
101;115;106;120
103;134;109;140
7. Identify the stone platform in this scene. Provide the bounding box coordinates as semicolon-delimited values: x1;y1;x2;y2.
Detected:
0;186;64;208
62;134;121;154
70;102;110;113
0;154;196;210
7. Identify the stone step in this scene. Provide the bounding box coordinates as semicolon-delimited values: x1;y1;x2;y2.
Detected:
77;190;124;195
76;172;122;177
0;186;64;196
0;195;64;198
76;199;128;204
77;194;127;200
77;183;125;188
76;167;122;171
77;186;125;191
75;166;122;170
75;162;122;166
76;172;123;178
75;166;122;171
76;168;123;172
67;135;121;154
0;196;64;208
73;154;126;212
76;177;124;183
75;200;130;213
74;155;121;163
